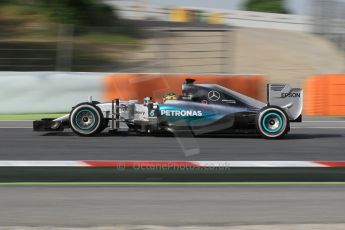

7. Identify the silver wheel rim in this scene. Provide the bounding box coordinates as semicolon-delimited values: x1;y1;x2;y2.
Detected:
75;109;97;130
258;108;287;138
70;105;101;135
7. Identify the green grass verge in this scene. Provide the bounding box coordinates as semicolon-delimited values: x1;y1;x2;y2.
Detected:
0;114;65;120
77;33;141;45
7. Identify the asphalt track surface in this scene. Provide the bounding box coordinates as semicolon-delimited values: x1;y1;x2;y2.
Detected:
0;117;344;160
0;184;344;227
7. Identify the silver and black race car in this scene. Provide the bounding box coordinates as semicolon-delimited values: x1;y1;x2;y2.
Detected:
34;79;303;139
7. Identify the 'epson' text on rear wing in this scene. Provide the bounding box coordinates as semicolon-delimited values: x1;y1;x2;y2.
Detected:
267;84;303;121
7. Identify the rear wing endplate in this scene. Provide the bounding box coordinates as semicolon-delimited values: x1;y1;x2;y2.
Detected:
267;84;303;121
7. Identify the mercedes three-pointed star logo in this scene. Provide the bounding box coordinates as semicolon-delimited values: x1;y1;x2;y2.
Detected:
208;90;221;101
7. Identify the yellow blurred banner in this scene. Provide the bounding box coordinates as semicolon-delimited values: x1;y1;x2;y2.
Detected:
170;8;224;25
208;12;225;25
170;8;191;22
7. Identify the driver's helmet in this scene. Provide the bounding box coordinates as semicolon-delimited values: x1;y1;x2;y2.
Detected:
143;96;151;106
163;92;177;102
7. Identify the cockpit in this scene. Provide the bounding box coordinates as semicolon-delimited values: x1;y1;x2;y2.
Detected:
179;78;265;109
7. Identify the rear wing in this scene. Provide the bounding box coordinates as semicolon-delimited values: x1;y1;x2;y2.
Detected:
267;84;303;121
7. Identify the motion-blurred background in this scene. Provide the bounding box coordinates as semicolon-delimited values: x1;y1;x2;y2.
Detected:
0;0;344;115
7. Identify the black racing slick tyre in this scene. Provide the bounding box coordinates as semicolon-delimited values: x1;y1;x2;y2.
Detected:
256;106;289;139
69;103;105;136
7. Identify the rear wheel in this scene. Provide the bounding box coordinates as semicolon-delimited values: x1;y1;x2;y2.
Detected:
256;106;289;139
69;103;104;136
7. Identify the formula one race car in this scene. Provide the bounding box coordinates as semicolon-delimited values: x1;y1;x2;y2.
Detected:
34;79;303;139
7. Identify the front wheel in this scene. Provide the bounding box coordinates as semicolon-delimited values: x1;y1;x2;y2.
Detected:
256;106;289;139
69;103;104;136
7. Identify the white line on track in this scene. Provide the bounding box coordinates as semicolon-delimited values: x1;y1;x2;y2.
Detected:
0;120;34;122
291;127;345;129
0;127;32;129
303;121;345;123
